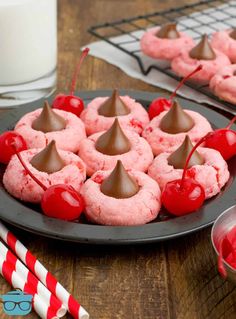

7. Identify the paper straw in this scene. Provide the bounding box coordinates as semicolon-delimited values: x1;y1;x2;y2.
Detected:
0;240;66;317
0;254;59;319
0;222;89;319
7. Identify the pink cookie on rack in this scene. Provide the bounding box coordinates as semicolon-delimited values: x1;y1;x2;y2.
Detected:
79;118;153;176
81;160;161;226
140;23;194;60
171;35;230;83
142;100;212;156
148;136;230;199
80;89;149;136
209;64;236;104
211;29;236;63
3;141;86;204
15;101;86;153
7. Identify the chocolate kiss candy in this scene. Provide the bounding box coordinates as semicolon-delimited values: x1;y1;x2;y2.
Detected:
168;135;204;169
156;23;180;39
95;118;131;155
30;140;65;174
98;89;130;117
160;100;194;134
189;34;216;60
229;29;236;40
32;101;66;133
101;160;139;199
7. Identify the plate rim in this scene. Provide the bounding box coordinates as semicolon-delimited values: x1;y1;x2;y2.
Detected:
0;89;235;245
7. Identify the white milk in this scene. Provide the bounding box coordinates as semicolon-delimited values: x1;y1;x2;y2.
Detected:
0;0;57;85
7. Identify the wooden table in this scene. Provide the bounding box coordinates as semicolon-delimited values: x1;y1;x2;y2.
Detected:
0;0;236;318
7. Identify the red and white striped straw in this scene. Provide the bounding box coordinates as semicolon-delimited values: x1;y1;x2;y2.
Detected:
0;222;89;319
0;240;66;317
0;254;59;319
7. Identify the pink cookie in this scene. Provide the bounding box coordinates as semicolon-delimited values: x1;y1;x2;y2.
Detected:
211;30;236;63
80;96;149;135
15;108;86;152
140;26;194;60
209;64;236;104
79;129;153;176
148;147;230;199
142;110;212;155
81;169;161;225
171;48;230;83
3;149;86;203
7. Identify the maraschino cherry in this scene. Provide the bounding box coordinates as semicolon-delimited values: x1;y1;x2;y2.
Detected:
205;115;236;160
161;135;210;216
148;65;203;120
0;131;27;164
41;184;85;220
218;227;236;278
218;238;227;278
11;143;84;221
52;48;89;117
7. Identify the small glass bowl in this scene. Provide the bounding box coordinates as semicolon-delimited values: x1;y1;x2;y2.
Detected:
211;205;236;283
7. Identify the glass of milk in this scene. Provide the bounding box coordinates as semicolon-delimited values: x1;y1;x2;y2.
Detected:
0;0;57;107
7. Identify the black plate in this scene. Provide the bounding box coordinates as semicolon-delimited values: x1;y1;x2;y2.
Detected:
0;90;235;244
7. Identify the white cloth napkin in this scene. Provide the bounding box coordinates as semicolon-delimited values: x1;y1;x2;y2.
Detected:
83;1;236;115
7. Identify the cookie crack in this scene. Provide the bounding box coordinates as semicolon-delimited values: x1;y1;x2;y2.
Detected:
212;165;221;191
45;135;48;146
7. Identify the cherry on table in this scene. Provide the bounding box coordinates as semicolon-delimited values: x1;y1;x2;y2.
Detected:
148;65;203;120
205;115;236;160
0;131;27;164
52;47;89;117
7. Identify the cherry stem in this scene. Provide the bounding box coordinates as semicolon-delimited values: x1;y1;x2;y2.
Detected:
169;65;203;102
180;132;211;189
218;238;227;278
11;143;48;191
70;47;89;96
226;115;236;130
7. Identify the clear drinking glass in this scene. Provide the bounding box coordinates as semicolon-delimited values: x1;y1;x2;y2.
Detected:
0;0;57;107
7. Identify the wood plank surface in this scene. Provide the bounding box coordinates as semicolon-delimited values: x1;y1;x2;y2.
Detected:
0;1;236;319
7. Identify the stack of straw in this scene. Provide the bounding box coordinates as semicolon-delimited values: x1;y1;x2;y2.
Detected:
0;221;89;319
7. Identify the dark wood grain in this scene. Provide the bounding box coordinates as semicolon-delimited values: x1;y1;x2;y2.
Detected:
0;1;236;319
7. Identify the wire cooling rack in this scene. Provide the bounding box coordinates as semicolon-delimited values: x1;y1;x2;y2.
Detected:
88;0;236;111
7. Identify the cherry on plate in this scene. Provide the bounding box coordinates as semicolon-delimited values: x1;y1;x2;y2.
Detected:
41;184;85;221
52;47;89;117
148;65;202;119
0;131;27;164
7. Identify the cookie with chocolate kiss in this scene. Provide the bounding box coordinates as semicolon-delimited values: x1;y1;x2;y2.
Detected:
160;100;194;134
32;101;66;133
156;23;180;39
229;29;236;40
189;34;216;60
30;140;65;174
101;160;139;199
95;118;131;155
168;135;204;169
98;89;130;117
